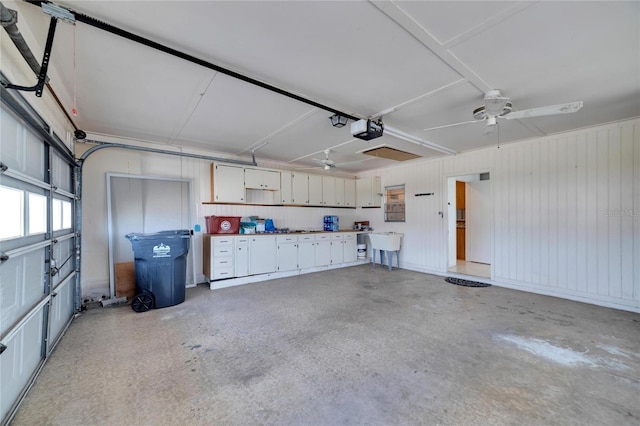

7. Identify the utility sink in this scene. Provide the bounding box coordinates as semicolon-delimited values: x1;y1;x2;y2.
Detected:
368;233;403;271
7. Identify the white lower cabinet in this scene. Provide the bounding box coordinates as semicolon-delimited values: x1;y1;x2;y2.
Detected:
206;232;362;282
277;235;298;272
297;235;315;269
343;233;357;263
250;235;277;275
235;236;249;277
330;233;344;264
204;236;235;280
315;234;331;266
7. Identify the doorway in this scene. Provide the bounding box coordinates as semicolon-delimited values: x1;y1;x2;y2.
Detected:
106;174;195;299
447;173;491;279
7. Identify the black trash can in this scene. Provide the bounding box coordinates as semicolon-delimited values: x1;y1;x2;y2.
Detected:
125;230;191;312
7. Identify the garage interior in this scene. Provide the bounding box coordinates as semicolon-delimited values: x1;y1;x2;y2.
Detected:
1;1;639;425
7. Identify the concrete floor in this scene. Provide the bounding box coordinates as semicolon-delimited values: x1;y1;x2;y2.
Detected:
12;265;640;425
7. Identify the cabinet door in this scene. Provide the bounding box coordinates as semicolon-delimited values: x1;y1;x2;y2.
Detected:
212;164;245;203
298;239;315;269
308;174;323;205
334;177;345;206
249;236;276;275
356;178;372;207
315;241;331;266
291;173;309;204
330;240;343;264
235;238;249;277
277;243;298;271
245;169;281;190
262;170;281;190
344;179;356;207
322;176;336;206
343;234;356;263
280;171;293;204
371;177;382;207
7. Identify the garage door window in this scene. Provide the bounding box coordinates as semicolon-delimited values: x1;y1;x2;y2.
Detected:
52;198;73;231
0;185;24;240
28;193;47;235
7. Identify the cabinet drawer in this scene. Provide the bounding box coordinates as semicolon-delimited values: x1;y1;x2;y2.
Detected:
213;246;233;256
343;233;355;240
212;237;234;246
299;235;314;242
315;234;330;241
212;267;234;280
236;237;249;245
277;235;298;243
331;234;344;240
213;257;233;268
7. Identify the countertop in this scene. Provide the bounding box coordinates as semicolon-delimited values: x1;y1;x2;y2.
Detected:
205;229;365;237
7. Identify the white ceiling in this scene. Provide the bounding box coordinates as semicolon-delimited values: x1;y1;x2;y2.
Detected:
6;1;640;173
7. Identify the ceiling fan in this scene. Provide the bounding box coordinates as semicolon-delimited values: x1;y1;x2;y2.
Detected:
315;149;337;170
296;149;368;171
424;90;583;134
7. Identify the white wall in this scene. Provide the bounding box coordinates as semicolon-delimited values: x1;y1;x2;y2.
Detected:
361;119;640;313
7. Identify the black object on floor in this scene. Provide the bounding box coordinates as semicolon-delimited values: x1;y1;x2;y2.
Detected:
445;277;491;287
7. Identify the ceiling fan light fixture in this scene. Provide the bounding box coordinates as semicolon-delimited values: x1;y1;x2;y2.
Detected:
472;102;513;120
330;114;349;128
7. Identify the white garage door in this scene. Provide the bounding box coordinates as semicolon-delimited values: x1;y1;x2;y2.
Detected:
0;99;77;423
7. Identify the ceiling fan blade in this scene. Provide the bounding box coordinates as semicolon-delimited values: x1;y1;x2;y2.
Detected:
423;120;482;132
505;101;583;120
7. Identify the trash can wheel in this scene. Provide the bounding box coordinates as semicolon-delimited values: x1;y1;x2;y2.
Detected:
131;292;154;313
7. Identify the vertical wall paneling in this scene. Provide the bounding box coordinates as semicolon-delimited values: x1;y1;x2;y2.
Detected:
608;126;622;298
575;133;588;293
633;122;640;302
585;131;599;295
619;124;635;300
596;129;610;296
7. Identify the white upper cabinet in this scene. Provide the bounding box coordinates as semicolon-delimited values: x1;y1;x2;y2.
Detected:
291;172;309;205
344;178;356;207
308;174;323;205
280;171;293;204
245;168;281;190
211;164;245;203
322;176;336;206
210;163;362;208
356;177;381;207
334;177;345;207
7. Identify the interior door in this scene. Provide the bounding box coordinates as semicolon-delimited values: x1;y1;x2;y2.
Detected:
466;179;491;264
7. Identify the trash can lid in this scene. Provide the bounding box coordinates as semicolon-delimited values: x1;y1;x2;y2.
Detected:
125;230;191;240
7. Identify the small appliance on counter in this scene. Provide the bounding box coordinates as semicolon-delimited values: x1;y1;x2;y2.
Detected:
353;221;371;231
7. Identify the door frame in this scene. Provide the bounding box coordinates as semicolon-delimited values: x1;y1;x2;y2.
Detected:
443;169;494;279
106;173;195;298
